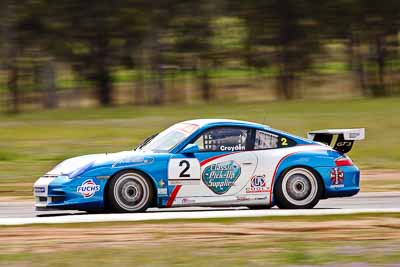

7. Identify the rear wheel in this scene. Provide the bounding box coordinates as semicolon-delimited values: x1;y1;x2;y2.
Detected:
107;171;153;213
275;167;322;209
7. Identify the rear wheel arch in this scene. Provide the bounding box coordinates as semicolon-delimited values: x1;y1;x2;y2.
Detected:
104;168;158;210
273;165;324;209
273;165;326;197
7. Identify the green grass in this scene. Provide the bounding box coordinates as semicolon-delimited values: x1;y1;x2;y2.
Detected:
2;241;400;267
0;97;399;196
1;213;400;266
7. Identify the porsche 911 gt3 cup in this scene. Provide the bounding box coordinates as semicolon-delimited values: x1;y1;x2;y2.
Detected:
33;119;365;212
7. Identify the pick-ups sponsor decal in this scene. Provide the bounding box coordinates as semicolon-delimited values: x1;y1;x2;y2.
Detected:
202;160;241;194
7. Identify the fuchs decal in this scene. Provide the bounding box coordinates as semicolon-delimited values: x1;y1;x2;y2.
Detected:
330;168;344;188
77;179;100;198
246;175;269;193
202;160;241;194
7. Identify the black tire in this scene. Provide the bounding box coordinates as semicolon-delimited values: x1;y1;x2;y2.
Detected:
247;205;271;210
107;171;153;213
274;167;322;209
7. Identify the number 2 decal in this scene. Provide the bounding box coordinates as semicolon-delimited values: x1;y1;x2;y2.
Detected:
168;158;200;184
179;160;191;177
281;137;288;146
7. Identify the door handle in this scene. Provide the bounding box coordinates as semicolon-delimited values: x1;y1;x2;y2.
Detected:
243;162;253;165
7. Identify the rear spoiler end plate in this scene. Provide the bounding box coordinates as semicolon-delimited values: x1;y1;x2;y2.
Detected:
307;128;365;153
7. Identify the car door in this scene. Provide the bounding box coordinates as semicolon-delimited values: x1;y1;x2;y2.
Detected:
169;126;258;198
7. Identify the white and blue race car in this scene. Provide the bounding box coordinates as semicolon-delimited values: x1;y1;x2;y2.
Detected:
33;119;365;212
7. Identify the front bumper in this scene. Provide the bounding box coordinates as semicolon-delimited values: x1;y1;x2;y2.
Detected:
33;175;107;211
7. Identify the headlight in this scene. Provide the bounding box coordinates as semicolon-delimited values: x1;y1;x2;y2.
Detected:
46;155;98;178
68;161;94;179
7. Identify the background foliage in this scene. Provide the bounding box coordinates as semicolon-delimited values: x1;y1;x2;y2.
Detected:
0;0;399;112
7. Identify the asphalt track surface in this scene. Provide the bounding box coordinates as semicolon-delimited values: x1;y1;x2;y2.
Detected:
0;192;399;225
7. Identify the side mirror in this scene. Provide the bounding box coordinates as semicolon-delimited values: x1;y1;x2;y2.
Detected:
181;144;200;154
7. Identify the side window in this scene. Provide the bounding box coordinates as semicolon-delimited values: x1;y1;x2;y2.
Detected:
254;130;279;149
254;130;296;149
194;127;250;152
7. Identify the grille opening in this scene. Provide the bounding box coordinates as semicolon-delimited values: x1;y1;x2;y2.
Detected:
51;196;65;203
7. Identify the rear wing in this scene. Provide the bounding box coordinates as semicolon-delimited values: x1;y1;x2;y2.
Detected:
307;128;365;153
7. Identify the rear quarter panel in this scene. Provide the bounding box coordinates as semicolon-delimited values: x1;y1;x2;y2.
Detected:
273;149;360;200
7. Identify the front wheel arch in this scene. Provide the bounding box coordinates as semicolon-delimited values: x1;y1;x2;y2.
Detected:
104;169;157;210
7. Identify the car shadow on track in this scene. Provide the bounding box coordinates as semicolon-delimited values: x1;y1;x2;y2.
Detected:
35;207;340;217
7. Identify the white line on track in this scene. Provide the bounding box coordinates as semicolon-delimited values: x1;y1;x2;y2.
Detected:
1;208;400;226
1;192;400;225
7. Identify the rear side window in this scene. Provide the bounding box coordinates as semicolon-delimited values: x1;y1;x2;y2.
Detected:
254;130;296;149
254;130;279;149
194;127;250;152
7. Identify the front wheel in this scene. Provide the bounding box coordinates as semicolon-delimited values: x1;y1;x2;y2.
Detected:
107;171;153;213
275;167;322;209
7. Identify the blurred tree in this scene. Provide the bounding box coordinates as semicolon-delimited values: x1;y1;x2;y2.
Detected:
172;0;215;101
235;0;320;99
309;0;369;94
1;0;399;113
360;0;400;96
146;1;170;105
316;0;400;97
22;1;58;109
42;0;149;106
123;0;176;105
0;1;20;113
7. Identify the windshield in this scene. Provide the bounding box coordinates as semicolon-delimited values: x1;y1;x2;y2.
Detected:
138;123;199;152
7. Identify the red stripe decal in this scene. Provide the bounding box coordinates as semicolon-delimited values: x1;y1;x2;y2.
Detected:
200;152;238;167
269;152;298;204
166;185;182;207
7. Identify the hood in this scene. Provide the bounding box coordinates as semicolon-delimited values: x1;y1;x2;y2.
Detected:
46;151;156;176
47;154;105;176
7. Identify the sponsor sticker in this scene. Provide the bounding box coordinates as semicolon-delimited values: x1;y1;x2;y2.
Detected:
330;168;344;188
246;175;269;193
349;132;360;138
182;198;195;204
236;196;250;201
202;160;241;194
112;156;154;168
34;187;45;194
220;144;246;152
157;188;168;195
169;180;199;185
77;179;100;198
